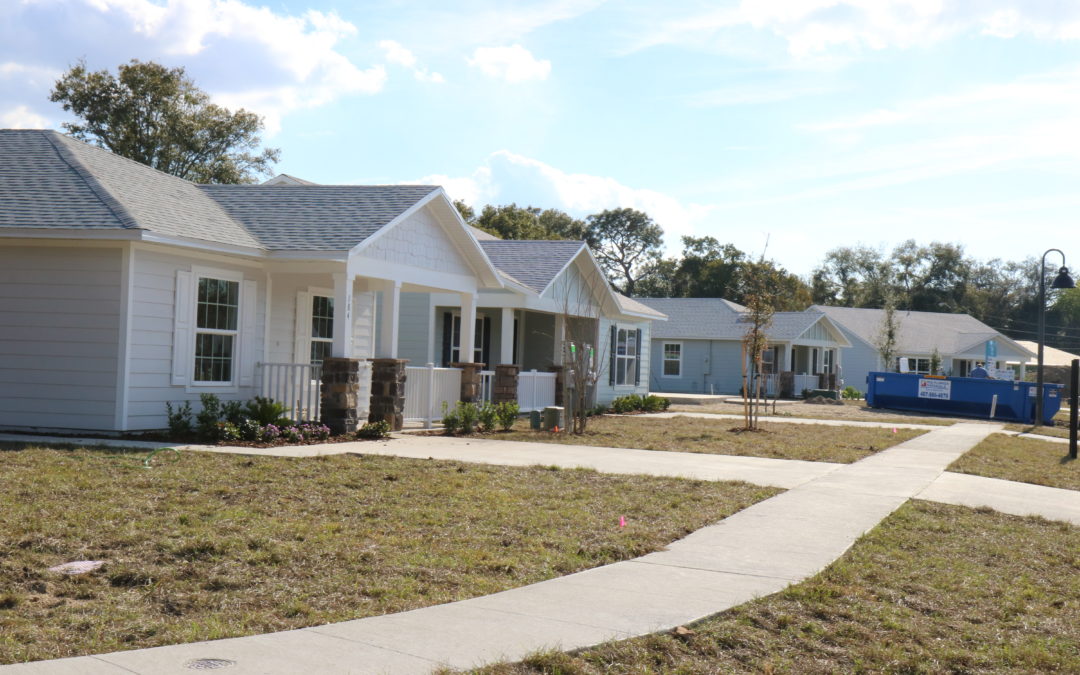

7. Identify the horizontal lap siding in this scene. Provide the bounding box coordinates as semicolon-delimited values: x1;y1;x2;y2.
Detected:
596;318;651;404
126;248;266;430
649;339;745;395
0;246;121;431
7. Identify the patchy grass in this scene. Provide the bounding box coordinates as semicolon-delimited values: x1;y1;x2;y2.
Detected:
948;433;1079;491
496;415;924;463
469;501;1080;674
1004;423;1072;439
669;401;956;425
0;444;778;665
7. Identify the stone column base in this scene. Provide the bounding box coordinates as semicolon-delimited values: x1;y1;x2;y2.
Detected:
493;364;519;404
368;358;408;431
321;357;363;435
451;362;486;403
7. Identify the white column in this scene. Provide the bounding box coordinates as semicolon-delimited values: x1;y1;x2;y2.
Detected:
1020;363;1027;381
377;280;401;359
553;314;566;365
500;307;515;365
459;292;476;363
331;272;354;358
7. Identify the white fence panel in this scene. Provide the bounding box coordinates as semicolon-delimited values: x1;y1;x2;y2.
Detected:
259;362;322;422
479;370;495;403
795;374;819;396
517;370;557;412
404;364;462;426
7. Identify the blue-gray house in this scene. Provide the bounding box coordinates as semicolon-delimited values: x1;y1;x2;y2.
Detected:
636;298;851;397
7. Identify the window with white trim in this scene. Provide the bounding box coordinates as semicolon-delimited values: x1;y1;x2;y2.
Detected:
450;314;485;363
615;327;637;385
897;356;931;374
662;342;682;377
310;295;334;365
194;277;239;383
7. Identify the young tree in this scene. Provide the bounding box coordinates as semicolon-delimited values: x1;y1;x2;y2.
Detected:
554;259;611;435
50;59;279;184
740;259;775;430
875;295;901;372
584;208;664;296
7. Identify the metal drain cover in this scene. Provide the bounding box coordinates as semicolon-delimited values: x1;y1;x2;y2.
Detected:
185;658;236;670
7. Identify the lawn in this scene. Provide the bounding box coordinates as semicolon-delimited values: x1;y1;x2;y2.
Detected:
495;415;925;463
948;433;1079;491
0;444;778;664
668;400;956;426
470;501;1080;674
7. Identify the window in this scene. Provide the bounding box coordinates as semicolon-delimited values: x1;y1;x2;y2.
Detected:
450;314;486;364
194;277;239;383
310;295;334;365
897;357;931;375
761;347;777;375
615;327;637;385
662;342;682;377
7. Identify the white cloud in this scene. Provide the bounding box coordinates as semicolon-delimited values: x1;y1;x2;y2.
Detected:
416;150;711;246
0;0;386;134
467;45;551;83
379;39;444;84
686;83;842;107
0;104;48;128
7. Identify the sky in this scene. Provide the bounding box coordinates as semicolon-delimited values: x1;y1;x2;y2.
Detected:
3;0;1080;277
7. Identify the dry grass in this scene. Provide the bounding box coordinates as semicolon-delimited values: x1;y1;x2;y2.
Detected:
669;400;956;425
948;433;1079;491
495;415;925;463
470;501;1080;674
1004;423;1072;439
0;444;778;665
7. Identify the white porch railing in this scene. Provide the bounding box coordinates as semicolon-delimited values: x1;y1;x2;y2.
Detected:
259;362;322;422
479;370;495;403
795;374;819;396
404;364;462;427
518;369;558;412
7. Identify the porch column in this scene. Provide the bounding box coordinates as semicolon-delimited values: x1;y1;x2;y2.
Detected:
459;292;476;364
1020;363;1028;381
331;272;354;358
500;308;515;365
376;279;401;359
553;314;566;365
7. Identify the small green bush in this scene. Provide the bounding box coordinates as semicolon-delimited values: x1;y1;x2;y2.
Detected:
458;401;479;434
165;401;193;438
196;393;223;441
244;396;292;426
441;401;461;435
842;386;862;400
494;401;520;431
608;394;669;414
218;422;241;442
238;418;261;442
357;420;390;439
221;400;245;425
477;402;497;433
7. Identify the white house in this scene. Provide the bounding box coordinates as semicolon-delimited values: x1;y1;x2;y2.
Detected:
0;129;660;433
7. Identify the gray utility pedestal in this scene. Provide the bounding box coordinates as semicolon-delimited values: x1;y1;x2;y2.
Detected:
541;406;564;431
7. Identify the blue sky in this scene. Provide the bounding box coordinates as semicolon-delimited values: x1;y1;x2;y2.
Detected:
3;0;1080;276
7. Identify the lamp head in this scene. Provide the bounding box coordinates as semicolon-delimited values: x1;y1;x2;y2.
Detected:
1051;266;1076;290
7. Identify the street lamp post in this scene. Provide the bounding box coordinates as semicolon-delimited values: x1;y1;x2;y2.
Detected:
1035;249;1075;427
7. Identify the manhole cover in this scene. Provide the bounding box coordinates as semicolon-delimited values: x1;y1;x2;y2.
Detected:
185;658;236;670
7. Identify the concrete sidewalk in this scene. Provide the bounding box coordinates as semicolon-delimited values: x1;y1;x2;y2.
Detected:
2;423;999;675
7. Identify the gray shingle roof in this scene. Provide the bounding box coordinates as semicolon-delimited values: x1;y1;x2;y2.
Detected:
0;130;444;252
479;240;586;294
636;297;834;341
812;305;1009;354
199;185;438;251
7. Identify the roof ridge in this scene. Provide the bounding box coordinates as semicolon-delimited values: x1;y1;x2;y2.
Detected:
40;130;143;231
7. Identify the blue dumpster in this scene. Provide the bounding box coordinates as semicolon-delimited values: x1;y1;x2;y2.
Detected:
865;372;1063;424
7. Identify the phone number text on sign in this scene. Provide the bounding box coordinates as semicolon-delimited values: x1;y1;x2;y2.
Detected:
918;378;951;400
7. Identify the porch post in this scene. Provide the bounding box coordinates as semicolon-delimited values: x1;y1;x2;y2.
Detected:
1020;363;1028;381
500;307;515;365
553;314;566;365
377;279;401;359
459;292;476;364
331;272;354;358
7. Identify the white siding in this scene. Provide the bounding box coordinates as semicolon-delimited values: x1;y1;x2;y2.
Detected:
0;246;122;431
596;317;652;404
126;248;266;430
397;292;431;365
363;206;472;276
541;262;601;316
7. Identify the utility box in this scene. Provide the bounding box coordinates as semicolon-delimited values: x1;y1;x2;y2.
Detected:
541;406;564;431
865;372;1063;424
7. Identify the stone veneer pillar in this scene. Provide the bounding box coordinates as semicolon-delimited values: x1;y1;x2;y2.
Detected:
493;364;519;404
320;357;362;435
452;362;485;403
548;365;564;406
779;371;794;399
368;358;408;431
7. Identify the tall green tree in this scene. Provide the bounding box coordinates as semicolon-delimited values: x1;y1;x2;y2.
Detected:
464;203;585;240
584;208;664;296
50;59;279;184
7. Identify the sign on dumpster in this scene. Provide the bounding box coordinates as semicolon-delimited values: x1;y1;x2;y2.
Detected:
918;378;951;400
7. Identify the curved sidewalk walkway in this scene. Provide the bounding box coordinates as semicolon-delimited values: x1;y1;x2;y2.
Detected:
4;423;1004;675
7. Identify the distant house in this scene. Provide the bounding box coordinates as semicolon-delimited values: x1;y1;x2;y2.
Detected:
636;298;850;397
812;305;1035;393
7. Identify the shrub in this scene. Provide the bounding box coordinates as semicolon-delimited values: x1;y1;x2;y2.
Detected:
260;424;282;443
458;401;479;434
357;420;391;440
477;402;497;433
299;423;331;441
441;401;461;435
282;426;303;444
642;394;670;413
195;393;223;441
842;386;862;400
494;401;520;431
608;394;671;414
238;418;261;442
218;422;241;442
221;400;245;425
165;401;193;438
244;396;292;426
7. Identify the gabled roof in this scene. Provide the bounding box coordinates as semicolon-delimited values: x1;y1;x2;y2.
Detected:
478;240;586;294
200;184;439;252
0;130;462;255
812;305;1031;356
1012;340;1078;366
615;293;667;320
636;298;845;344
262;173;316;186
